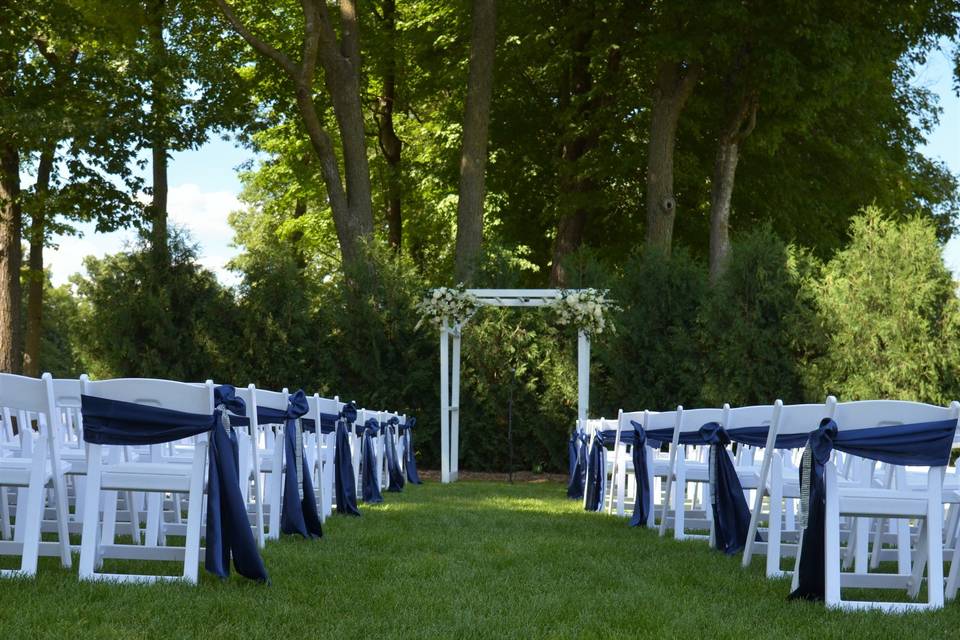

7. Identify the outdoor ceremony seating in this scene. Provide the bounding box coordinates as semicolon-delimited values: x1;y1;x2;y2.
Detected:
0;373;73;577
741;399;834;577
786;399;959;611
77;378;269;584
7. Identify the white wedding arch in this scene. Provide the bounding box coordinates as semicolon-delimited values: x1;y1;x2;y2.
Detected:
431;289;593;483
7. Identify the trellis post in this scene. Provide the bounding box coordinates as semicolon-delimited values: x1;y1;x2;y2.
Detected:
451;323;462;480
577;329;590;426
440;317;451;483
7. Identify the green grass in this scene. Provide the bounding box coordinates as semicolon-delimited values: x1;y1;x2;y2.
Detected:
0;480;957;638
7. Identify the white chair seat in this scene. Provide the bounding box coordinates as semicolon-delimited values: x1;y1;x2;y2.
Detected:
0;458;72;486
838;487;930;518
99;462;193;493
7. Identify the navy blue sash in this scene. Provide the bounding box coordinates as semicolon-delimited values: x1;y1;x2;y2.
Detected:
627;422;662;527
361;418;384;504
398;417;422;484
789;417;956;601
697;422;754;555
334;403;361;516
566;430;587;499
727;425;811;450
384;417;405;492
272;390;323;539
81;387;269;583
583;433;607;512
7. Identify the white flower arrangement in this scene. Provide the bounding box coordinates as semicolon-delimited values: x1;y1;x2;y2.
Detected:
550;288;616;337
416;284;482;329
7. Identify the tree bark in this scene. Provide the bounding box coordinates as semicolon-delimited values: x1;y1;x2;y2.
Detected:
645;60;700;254
148;0;169;264
549;5;600;287
454;0;497;285
709;93;758;281
376;0;403;251
0;143;23;374
215;0;374;269
23;144;54;377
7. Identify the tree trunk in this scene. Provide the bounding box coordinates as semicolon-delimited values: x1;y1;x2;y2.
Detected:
322;0;374;265
0;143;22;374
709;94;758;281
645;60;700;254
549;5;596;287
454;0;497;285
215;0;376;270
376;0;402;251
148;0;169;264
23;145;54;377
290;197;308;271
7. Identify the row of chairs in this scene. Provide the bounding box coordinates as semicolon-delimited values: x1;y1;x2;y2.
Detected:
575;397;960;612
0;373;420;583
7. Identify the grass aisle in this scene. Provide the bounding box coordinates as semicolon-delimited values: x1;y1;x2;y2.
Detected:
0;480;955;638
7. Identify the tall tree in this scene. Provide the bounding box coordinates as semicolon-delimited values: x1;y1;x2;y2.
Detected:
373;0;403;251
453;0;496;284
147;0;170;264
214;0;375;269
707;88;757;280
644;59;700;254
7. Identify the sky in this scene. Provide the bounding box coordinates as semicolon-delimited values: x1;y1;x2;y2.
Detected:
42;41;960;288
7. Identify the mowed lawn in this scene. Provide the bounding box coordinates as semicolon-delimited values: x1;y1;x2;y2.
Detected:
1;479;958;638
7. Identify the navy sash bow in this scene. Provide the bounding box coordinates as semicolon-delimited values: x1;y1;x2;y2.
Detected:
361;418;384;504
567;430;587;500
399;417;422;484
383;417;405;492
697;422;754;555
82;387;269;583
789;417;956;601
627;421;660;527
583;432;607;512
334;403;361;516
277;390;323;539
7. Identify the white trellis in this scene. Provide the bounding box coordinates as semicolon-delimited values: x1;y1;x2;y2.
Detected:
437;289;591;483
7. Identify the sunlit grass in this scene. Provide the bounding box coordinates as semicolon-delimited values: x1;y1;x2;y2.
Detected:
0;480;958;638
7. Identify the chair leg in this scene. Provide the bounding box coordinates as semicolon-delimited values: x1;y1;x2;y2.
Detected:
896;517;911;575
674;464;686;541
869;518;884;570
268;442;283;539
50;463;73;568
14;486;28;543
925;473;945;608
0;486;10;540
824;463;841;607
144;492;161;547
78;446;103;580
767;463;784;577
183;442;207;584
945;527;960;600
18;443;49;576
126;490;141;544
909;520;929;599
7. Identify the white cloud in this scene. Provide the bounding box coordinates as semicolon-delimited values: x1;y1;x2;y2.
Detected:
46;182;244;288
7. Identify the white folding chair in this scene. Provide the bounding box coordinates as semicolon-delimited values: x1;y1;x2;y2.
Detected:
789;399;959;611
78;378;214;584
606;410;669;526
253;387;291;541
657;406;725;542
310;395;340;519
741;399;834;577
0;373;72;576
